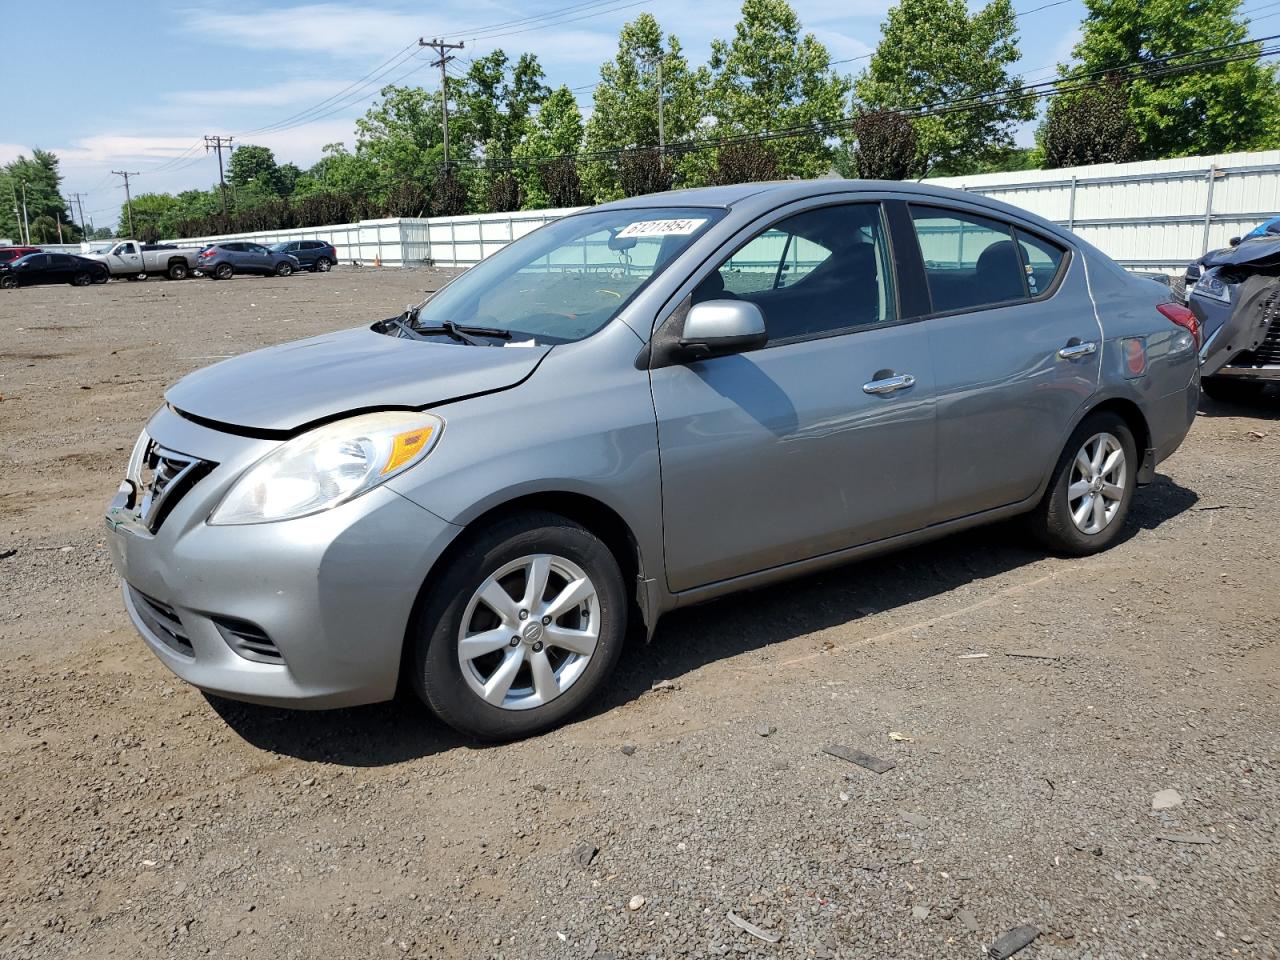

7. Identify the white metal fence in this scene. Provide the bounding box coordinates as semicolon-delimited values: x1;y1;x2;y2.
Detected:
152;150;1280;273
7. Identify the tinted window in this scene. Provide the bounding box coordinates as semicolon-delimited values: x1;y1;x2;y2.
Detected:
1014;228;1066;297
910;206;1027;312
49;254;72;266
693;203;895;343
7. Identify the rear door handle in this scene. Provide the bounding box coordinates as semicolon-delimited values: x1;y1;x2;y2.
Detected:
1058;340;1098;360
863;373;916;395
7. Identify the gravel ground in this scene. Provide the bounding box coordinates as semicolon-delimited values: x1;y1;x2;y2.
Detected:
1;269;1277;960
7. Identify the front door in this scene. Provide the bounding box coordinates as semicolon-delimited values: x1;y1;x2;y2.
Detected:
650;201;937;593
904;204;1101;521
111;242;143;274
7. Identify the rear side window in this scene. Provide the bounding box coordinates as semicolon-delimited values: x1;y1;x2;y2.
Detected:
1014;228;1067;298
909;206;1027;312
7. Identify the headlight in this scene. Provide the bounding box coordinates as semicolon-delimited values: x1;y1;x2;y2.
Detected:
209;411;443;525
1193;271;1230;303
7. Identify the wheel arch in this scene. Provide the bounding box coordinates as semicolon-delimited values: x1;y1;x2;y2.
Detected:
1071;395;1154;484
396;490;656;695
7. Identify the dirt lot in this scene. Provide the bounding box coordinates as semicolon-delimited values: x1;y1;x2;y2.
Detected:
1;270;1277;960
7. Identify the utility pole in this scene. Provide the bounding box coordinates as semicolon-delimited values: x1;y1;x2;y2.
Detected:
419;38;464;170
9;181;20;244
204;134;234;217
56;212;63;243
19;181;30;245
111;170;139;238
656;57;665;160
69;192;89;240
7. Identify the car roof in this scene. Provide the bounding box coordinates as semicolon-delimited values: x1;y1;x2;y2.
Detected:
587;178;1076;245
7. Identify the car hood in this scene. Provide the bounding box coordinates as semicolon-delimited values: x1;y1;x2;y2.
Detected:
166;326;551;433
1202;236;1280;271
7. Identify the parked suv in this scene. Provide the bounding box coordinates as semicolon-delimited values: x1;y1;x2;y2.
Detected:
106;181;1199;741
269;240;337;272
197;242;300;279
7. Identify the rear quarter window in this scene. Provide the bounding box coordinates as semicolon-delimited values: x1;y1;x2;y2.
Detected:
1014;228;1068;298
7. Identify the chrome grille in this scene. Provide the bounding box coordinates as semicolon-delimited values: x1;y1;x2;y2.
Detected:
115;437;213;533
130;587;194;657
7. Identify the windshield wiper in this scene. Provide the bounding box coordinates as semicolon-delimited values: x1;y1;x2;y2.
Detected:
412;318;514;345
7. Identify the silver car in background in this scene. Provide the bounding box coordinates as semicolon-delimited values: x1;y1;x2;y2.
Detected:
105;181;1200;740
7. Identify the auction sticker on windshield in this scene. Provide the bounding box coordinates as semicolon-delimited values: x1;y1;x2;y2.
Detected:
615;218;708;238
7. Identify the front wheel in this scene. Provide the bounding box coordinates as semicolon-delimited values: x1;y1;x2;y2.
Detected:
0;275;16;289
412;512;627;741
1201;376;1267;405
71;272;92;287
1028;411;1137;556
274;261;294;277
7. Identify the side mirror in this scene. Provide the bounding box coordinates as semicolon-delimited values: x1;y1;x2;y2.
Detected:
1229;236;1242;246
675;299;767;362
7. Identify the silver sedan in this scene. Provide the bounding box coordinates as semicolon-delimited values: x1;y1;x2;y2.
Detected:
105;180;1200;740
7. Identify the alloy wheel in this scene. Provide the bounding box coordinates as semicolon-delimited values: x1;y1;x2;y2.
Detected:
1067;431;1126;535
457;554;600;711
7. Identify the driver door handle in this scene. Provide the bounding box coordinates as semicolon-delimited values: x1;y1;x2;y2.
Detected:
1058;340;1097;360
863;373;916;395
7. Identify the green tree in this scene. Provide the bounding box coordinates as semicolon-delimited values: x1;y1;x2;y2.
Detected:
710;142;780;185
456;50;550;163
855;0;1034;175
303;142;382;199
706;0;850;179
0;149;80;243
355;85;445;188
513;86;585;207
121;192;179;242
1040;76;1139;167
227;145;284;195
844;110;922;180
1058;0;1279;159
582;14;708;201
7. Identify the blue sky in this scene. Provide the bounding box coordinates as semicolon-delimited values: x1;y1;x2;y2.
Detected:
3;0;1094;227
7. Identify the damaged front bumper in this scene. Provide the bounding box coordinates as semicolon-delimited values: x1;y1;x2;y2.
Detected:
1189;242;1280;379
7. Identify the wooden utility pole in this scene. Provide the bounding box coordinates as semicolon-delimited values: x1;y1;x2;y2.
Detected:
204;135;235;217
69;192;90;240
111;170;139;238
419;38;465;170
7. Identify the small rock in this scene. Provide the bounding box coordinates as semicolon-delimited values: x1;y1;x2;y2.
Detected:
755;723;775;737
988;925;1038;959
1151;789;1183;811
912;906;930;920
620;744;636;757
572;842;599;868
627;895;646;911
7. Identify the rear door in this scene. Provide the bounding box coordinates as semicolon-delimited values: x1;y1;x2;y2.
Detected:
651;199;937;593
902;202;1099;521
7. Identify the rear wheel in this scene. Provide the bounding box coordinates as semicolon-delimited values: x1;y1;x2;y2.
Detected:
1028;411;1137;556
275;261;294;277
412;512;627;741
91;272;108;284
314;257;332;273
71;272;92;287
167;261;188;280
1201;376;1267;405
213;263;233;281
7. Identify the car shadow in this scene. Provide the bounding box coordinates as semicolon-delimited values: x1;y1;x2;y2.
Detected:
209;475;1197;766
1197;389;1280;420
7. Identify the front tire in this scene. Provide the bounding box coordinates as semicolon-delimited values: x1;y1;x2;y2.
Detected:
412;512;627;741
275;261;294;277
1201;376;1267;405
1028;411;1137;556
0;275;16;289
71;272;92;287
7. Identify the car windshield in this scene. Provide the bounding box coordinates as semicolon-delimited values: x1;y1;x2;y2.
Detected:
268;242;289;252
410;206;724;344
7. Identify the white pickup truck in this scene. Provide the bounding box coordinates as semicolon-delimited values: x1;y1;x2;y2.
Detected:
84;241;204;280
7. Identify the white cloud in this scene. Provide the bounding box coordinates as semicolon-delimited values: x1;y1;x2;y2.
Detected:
186;4;443;57
170;79;354;109
0;143;28;165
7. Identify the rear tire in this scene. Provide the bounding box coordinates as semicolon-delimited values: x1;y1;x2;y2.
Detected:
1201;376;1267;405
412;512;627;741
213;263;233;281
167;261;188;281
1028;411;1137;556
314;257;332;273
71;272;91;287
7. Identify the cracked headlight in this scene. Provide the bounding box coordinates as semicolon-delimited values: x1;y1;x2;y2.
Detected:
1193;271;1230;303
209;411;443;525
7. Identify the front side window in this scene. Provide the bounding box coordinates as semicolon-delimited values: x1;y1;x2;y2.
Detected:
413;206;723;344
910;206;1027;312
692;203;896;343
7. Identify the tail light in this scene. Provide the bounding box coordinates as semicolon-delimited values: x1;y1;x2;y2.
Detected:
1157;302;1201;349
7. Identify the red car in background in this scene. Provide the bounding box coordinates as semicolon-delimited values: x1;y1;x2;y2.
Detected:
0;246;41;265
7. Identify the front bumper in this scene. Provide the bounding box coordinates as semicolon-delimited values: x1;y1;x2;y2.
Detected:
105;406;462;708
